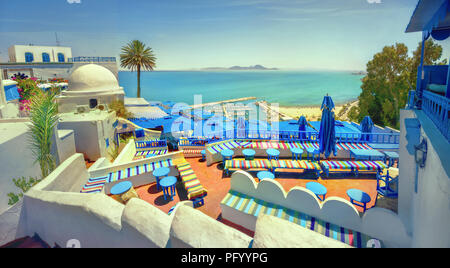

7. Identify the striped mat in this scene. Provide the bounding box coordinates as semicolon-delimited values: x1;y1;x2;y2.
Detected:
321;160;387;171
81;159;173;193
336;142;373;150
80;176;109;193
135;150;168;156
177;162;207;200
270;160;321;170
225;159;271;170
207;141;242;154
221;190;378;248
108;159;173;182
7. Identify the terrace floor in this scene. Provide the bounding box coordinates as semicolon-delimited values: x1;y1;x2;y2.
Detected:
129;156;398;236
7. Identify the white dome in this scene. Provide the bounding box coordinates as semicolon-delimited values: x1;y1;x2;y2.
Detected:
67;64;121;93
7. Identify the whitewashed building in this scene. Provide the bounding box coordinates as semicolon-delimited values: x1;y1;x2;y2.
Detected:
8;45;72;63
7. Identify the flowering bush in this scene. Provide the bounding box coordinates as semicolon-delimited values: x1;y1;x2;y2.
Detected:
16;78;39;112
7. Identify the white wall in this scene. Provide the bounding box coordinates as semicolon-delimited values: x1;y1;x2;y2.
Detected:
9;45;72;63
221;170;412;247
0;120;41;214
398;109;450;248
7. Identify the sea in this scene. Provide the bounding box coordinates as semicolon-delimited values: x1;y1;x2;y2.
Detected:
118;71;363;107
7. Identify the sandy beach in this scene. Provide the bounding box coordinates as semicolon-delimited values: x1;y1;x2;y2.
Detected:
278;99;359;121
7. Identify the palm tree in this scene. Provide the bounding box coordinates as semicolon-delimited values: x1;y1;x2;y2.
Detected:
120;40;156;98
28;89;59;178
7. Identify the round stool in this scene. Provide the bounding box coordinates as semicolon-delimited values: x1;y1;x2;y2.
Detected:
306;182;327;201
153;167;170;191
221;149;234;163
266;148;280;160
290;147;304;161
242;149;256;160
257;171;275;182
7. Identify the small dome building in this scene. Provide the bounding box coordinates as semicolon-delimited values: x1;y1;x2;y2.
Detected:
57;64;124;113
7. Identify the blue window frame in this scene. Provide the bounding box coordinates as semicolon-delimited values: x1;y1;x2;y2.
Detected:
105;138;110;148
25;52;34;63
57;53;65;62
42;52;50;62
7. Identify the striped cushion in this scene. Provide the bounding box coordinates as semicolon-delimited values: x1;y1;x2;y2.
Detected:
336;143;373;150
321;160;387;171
270;160;321;170
225;159;271;170
207;141;241;154
108;159;173;182
135;150;168;157
181;149;203;156
221;190;379;248
80;176;108;193
177;162;207;200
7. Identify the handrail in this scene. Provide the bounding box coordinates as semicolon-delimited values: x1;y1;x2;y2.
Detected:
422;90;450;142
68;56;116;62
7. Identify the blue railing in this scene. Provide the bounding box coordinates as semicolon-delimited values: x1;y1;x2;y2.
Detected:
422;90;450;142
135;139;167;149
178;129;399;144
68;57;116;62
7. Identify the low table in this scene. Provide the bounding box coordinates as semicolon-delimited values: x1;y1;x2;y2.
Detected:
306;148;320;161
266;148;280;160
242;149;256;160
256;171;275;182
159;176;177;201
290;147;304;161
110;181;138;204
347;188;371;212
221;149;234;163
306;182;327;201
153;167;170;191
350;148;384;161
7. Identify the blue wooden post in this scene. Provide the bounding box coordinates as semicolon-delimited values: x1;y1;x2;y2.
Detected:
416;33;427;108
446;58;450;98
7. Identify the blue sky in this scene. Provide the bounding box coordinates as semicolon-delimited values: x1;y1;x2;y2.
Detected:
0;0;448;70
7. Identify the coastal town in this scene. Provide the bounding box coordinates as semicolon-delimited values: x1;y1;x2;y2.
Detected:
0;0;448;250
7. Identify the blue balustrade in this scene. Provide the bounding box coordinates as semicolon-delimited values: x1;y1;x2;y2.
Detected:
68;57;117;63
422;90;450;142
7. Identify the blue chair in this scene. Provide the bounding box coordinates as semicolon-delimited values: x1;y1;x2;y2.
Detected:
376;170;398;198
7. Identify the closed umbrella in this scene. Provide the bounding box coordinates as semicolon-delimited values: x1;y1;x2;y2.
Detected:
360;116;374;142
298;115;308;140
319;95;337;159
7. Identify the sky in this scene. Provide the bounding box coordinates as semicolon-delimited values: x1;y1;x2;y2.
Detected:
0;0;449;71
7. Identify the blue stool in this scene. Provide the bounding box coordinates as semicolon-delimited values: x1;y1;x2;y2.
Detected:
290;147;304;161
152;167;170;191
221;149;234;163
306;148;320;161
306;182;327;201
242;149;256;160
110;181;132;196
257;171;275;182
193;198;204;207
347;188;371;212
159;176;177;201
266;148;280;160
201;150;206;161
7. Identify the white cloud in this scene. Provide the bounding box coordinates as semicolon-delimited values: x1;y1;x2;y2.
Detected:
67;0;81;4
367;0;382;3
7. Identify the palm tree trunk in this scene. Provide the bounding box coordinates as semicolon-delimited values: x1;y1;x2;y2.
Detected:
137;65;141;98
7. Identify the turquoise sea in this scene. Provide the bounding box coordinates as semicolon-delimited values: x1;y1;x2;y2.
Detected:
118;71;363;107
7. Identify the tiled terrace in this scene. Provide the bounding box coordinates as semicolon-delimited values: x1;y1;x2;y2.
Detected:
126;156;397;235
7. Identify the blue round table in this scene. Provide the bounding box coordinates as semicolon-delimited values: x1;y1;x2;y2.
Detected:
153;167;170;191
201;150;206;161
266;148;280;160
306;182;327;201
159;176;177;201
306;148;320;161
347;188;371;212
221;149;234;163
242;149;256;160
110;181;132;195
290;148;304;161
257;171;275;182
